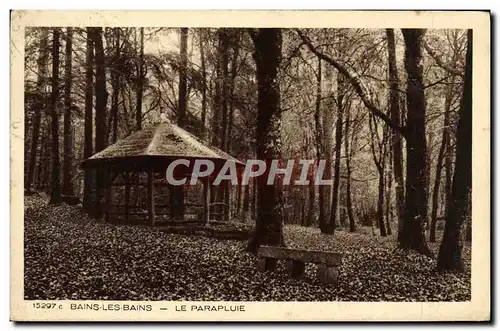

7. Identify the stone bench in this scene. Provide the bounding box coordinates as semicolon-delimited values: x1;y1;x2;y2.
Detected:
257;246;342;285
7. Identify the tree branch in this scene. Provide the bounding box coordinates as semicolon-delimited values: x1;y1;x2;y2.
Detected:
295;29;406;137
423;75;453;90
422;39;463;76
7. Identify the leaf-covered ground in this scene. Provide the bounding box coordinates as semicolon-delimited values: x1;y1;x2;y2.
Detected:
24;194;470;301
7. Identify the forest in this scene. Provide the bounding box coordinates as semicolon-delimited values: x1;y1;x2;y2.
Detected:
23;26;472;301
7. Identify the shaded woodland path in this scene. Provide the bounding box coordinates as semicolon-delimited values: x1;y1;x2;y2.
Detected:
24;195;470;302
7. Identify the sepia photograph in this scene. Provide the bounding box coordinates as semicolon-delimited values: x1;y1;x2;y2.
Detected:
10;10;490;321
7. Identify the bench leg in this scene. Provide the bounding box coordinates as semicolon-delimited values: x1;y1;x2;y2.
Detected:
317;264;339;285
259;257;277;271
287;260;305;278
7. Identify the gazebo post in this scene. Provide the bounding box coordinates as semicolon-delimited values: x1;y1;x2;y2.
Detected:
147;168;155;225
203;176;211;225
124;171;130;225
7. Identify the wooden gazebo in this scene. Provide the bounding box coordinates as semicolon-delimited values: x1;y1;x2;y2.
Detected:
81;121;244;225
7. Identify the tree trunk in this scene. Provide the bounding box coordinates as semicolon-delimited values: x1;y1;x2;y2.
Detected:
247;29;285;254
242;179;250;216
307;174;315;227
41;121;52;191
25;28;49;194
83;28;94;212
386;28;405;240
321;62;334;232
430;79;454;242
430;137;446;243
199;29;207;138
437;30;472;271
226;29;241;151
219;29;230;153
377;166;387;236
251;177;257;220
314;58;327;231
328;74;345;234
399;29;432;256
444;105;453;221
178;27;188;127
93;27;108;152
110;28;120;144
221;30;240;222
172;27;189;220
92;27;108;218
211;32;223;148
49;28;62;205
135;27;144;131
344;103;356;232
236;181;242;216
62;27;74;196
385;146;393;235
36;122;47;190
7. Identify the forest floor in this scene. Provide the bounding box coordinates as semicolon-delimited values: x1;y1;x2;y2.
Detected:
24;193;471;302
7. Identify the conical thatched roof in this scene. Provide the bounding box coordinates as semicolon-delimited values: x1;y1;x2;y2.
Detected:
82;122;244;167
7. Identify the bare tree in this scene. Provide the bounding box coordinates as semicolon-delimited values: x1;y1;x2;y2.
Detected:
438;30;472;271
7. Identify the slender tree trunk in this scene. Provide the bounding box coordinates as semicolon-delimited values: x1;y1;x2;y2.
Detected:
199;29;207;138
93;27;108;152
219;29;230;153
322;63;334;231
135;28;144;131
430;79;454;242
221;31;240;222
49;28;62;205
26;29;49;194
399;29;432;256
444;106;453;220
251;177;257;220
83;28;94;212
62;27;74;196
226;30;240;150
172;27;189;221
307;174;315;227
430;137;446;243
300;192;306;226
211;33;223;148
438;30;472;271
328;74;345;234
377;166;387;236
314;58;327;231
242;179;250;216
178;27;188;127
247;29;285;254
236;181;242;216
92;27;108;218
344;104;356;232
385;146;393;235
36;123;47;190
386;28;405;240
111;28;120;144
41;122;52;191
